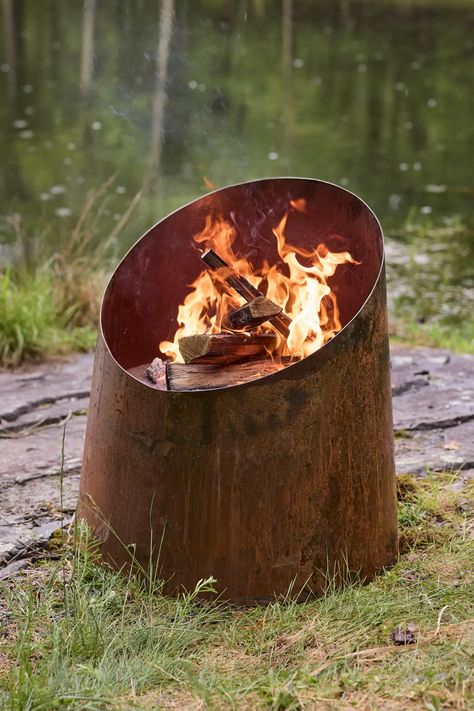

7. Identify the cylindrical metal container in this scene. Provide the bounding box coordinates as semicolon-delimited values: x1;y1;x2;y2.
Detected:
78;178;398;603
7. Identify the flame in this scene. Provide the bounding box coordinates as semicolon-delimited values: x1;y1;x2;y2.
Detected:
160;201;358;364
203;176;217;190
289;197;307;212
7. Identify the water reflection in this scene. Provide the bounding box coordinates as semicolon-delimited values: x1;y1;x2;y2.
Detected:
0;0;473;326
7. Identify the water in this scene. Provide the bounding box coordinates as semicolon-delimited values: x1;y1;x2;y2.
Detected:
0;0;473;333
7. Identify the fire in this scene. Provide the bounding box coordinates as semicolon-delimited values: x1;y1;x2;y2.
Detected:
203;176;218;190
160;201;358;364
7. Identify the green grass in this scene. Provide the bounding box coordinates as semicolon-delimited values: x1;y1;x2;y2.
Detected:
389;318;474;355
0;177;141;368
0;268;97;367
1;475;473;710
387;214;474;355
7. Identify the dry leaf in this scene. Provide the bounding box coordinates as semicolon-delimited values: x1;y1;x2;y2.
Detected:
443;440;460;450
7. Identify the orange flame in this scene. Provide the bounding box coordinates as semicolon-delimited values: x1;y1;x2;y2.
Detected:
203;176;217;190
160;202;358;364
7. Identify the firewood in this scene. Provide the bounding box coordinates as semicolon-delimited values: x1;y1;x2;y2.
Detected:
201;248;261;301
224;296;282;331
178;333;277;365
201;248;292;338
127;358;168;390
166;357;292;391
146;357;167;385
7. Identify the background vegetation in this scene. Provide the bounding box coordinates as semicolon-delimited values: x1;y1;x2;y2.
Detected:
0;0;473;364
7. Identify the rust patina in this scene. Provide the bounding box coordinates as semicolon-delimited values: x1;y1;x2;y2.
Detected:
78;178;398;603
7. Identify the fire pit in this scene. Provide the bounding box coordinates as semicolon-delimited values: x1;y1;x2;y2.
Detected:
78;177;398;603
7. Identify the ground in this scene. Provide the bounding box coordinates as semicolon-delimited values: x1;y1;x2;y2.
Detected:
0;346;473;709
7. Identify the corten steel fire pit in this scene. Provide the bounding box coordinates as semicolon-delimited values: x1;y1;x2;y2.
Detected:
78;177;398;603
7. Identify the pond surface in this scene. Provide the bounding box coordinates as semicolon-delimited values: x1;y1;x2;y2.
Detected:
0;0;473;334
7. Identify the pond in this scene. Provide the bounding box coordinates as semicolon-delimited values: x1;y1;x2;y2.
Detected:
0;0;473;344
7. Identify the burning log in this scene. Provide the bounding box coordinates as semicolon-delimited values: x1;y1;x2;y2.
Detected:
223;296;282;331
166;357;291;391
201;248;260;301
201;248;292;339
178;333;277;365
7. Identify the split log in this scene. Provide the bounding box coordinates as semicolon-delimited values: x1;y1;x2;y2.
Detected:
201;248;292;339
178;333;277;365
201;248;261;301
166;357;292;391
223;296;282;331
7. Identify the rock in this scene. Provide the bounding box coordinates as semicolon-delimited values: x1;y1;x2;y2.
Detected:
0;353;92;432
0;416;86;484
391;349;474;431
0;355;91;565
0;516;73;565
451;468;474;492
391;622;417;645
0;468;78;564
0;558;30;580
394;421;474;475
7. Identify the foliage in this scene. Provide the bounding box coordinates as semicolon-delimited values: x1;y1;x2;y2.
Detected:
1;476;473;709
390;318;474;355
0;178;141;367
387;214;474;354
0;268;96;367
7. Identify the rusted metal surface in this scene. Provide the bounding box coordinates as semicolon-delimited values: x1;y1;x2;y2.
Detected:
78;178;398;603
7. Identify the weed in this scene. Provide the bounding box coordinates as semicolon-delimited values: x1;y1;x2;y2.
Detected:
0;178;141;367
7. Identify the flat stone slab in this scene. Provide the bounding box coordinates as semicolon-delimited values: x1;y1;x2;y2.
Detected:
0;472;77;563
0;346;473;565
0;353;92;433
391;349;474;431
0;416;86;484
395;420;474;475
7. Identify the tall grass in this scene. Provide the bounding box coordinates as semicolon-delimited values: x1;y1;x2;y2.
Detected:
0;268;96;366
0;178;141;367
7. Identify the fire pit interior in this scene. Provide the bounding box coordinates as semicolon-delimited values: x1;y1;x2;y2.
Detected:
79;178;398;603
102;179;381;391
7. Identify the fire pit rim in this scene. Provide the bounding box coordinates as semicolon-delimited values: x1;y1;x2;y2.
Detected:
99;176;386;394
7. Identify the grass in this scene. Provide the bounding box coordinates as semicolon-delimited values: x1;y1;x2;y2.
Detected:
1;474;473;710
389;319;474;355
0;178;141;368
387;215;474;355
0;268;97;366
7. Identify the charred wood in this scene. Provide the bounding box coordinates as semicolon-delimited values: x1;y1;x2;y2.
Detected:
201;248;292;338
145;357;167;385
224;296;282;331
127;358;168;390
